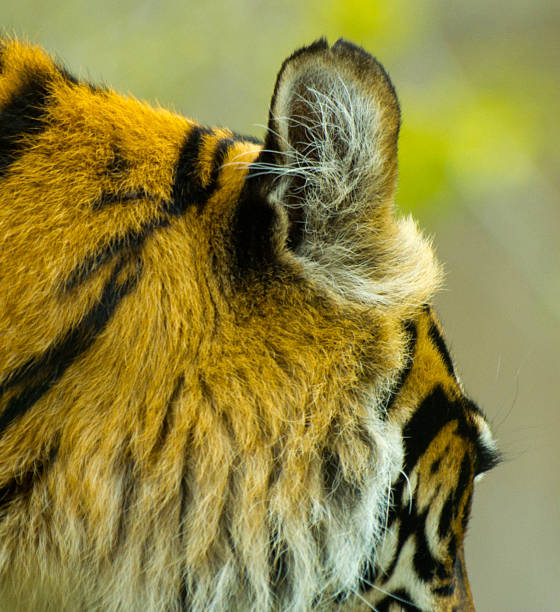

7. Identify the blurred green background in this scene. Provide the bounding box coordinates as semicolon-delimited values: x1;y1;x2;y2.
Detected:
2;1;558;610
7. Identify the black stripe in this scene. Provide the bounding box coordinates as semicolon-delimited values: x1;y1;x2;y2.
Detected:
413;514;449;583
402;385;466;475
430;456;442;474
169;126;209;214
321;448;361;504
286;202;305;251
321;423;371;504
333;590;350;604
0;444;58;510
455;453;473;506
378;502;419;582
56;63;80;87
168;126;213;215
373;589;421;612
428;318;456;379
455;453;474;534
92;136;231;213
204;137;233;198
92;190;150;210
178;580;191;612
91;147;133;202
385;493;448;584
0;256;140;435
152;375;184;454
111;448;136;557
362;391;476;597
104;148;130;178
461;489;473;533
438;492;454;540
62;215;169;291
93;129;235;227
231;131;262;145
433;582;455;597
91;148;136;210
0;71;52;178
232;185;278;272
448;530;457;563
385;319;417;414
269;529;290;601
369;388;472;585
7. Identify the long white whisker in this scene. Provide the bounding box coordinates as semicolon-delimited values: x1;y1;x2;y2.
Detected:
349;588;380;611
358;576;417;607
400;470;413;514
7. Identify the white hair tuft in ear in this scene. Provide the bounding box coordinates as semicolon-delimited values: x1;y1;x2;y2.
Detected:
257;40;441;310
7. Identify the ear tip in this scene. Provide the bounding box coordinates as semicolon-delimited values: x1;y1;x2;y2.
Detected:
284;37;398;105
266;36;401;156
331;37;379;65
283;38;329;66
331;38;395;81
331;37;364;54
332;38;401;125
277;38;393;88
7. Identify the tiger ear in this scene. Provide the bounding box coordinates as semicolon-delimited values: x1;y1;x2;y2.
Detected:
261;38;400;214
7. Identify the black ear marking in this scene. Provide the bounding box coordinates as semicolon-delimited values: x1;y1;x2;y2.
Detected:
232;183;281;273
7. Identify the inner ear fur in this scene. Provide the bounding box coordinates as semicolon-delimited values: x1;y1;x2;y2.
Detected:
262;38;401;212
256;40;441;312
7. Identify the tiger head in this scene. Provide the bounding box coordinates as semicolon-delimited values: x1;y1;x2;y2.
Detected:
0;38;498;611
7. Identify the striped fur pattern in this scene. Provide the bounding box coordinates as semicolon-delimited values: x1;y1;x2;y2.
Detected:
0;38;498;611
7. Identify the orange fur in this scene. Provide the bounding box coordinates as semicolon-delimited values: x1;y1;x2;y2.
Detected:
0;38;496;611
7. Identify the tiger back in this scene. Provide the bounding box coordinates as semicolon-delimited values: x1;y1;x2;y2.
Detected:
0;37;498;611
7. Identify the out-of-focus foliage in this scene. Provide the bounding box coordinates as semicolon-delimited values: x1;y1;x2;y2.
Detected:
2;0;557;218
305;0;557;216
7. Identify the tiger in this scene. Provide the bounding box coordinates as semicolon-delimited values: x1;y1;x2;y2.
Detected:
0;36;499;611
